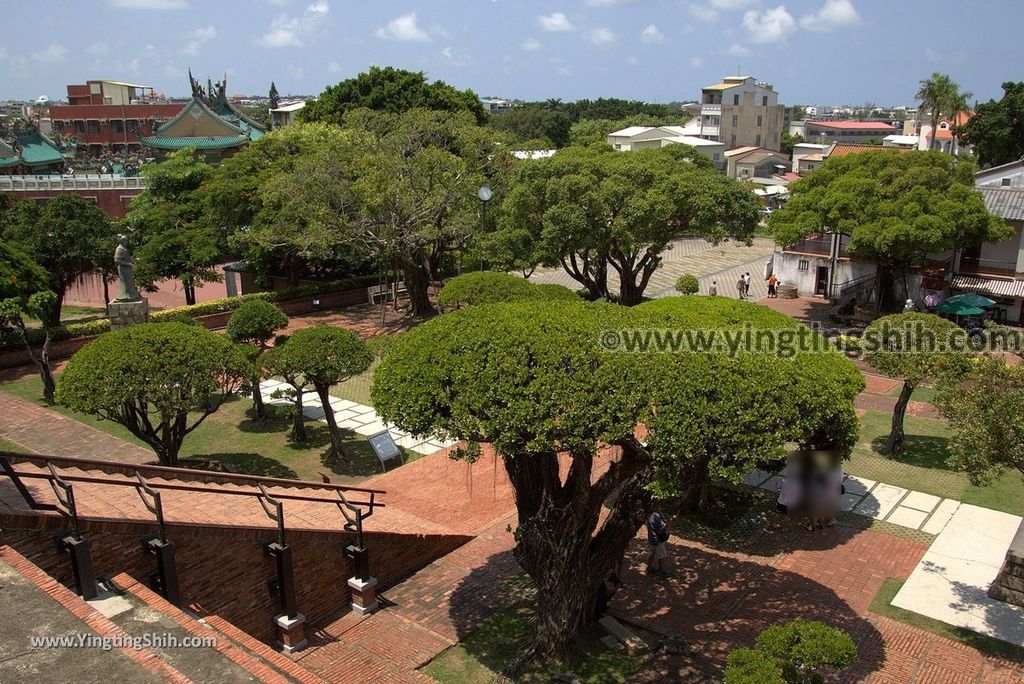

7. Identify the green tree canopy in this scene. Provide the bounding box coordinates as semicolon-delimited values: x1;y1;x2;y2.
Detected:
298;66;487;125
959;81;1024;168
437;271;576;308
276;326;373;459
489;106;573;148
128;148;221;305
862;312;972;457
1;194;113;322
497;145;759;304
226;300;289;421
371;296;860;666
769;151;1010;311
936;355;1024;485
0;240;49;300
56;323;250;466
916;72;972;152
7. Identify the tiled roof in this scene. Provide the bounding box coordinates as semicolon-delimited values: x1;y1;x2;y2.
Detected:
951;274;1024;298
808;120;895;130
827;143;908;158
978;187;1024;221
138;134;252;150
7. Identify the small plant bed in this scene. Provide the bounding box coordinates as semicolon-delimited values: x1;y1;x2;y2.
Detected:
847;410;1024;516
868;578;1024;663
423;603;646;684
0;374;415;482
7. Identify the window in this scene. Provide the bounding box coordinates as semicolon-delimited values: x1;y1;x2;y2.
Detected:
732;115;738;127
798;259;810;272
755;134;761;147
110;119;124;133
757;115;763;127
87;120;100;134
1002;178;1012;187
73;120;85;134
762;96;768;106
614;144;621;150
733;94;740;105
731;134;736;146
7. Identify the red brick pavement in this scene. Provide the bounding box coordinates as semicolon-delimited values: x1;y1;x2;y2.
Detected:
0;391;152;463
855;392;941;419
615;525;1024;682
279;302;422;342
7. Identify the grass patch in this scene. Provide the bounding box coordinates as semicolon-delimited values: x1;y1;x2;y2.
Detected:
869;578;1024;662
0;435;31;453
885;384;938;404
424;603;644;684
847;410;1024;516
330;359;378;407
24;305;107;329
0;373;416;483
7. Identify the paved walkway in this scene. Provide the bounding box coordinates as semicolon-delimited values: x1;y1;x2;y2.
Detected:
0;391;151;464
528;236;776;300
893;503;1024;647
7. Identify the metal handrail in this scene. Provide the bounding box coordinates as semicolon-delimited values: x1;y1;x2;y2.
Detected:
0;451;385;496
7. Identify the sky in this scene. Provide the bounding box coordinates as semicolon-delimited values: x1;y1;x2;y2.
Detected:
1;0;1021;107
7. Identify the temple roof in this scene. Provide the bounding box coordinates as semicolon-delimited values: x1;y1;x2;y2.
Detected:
0;128;74;168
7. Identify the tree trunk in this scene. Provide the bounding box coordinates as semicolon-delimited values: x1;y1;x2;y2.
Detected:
184;283;196;306
38;333;56;406
315;383;346;459
402;263;434;317
617;276;643;307
291;390;306;442
888;381;914;458
679;455;713;514
251;385;266;421
102;274;110;307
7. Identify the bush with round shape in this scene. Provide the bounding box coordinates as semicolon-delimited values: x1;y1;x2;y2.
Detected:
56;323;250;467
675;273;700;295
226;300;289;420
437;272;538;308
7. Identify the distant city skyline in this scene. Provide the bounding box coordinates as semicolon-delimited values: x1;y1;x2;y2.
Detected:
1;0;1019;108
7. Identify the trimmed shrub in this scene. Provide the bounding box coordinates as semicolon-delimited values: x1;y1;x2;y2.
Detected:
438;272;580;309
532;283;580;301
675;273;700;295
724;619;857;684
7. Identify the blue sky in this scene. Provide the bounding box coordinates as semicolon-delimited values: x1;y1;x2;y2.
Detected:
2;0;1020;107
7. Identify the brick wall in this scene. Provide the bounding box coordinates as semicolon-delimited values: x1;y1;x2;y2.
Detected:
1;513;468;642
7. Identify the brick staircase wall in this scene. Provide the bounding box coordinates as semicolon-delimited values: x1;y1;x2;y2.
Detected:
1;512;469;643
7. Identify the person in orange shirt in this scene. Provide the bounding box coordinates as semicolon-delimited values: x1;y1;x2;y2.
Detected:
767;273;778;298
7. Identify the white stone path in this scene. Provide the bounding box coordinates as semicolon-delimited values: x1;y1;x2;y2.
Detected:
259;380;456;456
743;468;961;534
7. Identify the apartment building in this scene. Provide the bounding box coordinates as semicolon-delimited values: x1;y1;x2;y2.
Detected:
605;125;726;168
803;120;895;144
698;76;784;151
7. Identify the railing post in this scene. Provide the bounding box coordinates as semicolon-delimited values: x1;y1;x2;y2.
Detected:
48;464;97;600
258;484;307;653
135;472;181;607
337;490;378;615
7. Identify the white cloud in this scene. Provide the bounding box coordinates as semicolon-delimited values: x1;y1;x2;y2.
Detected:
689;0;758;22
724;42;751;56
586;0;638;5
327;61;343;73
800;0;861;31
375;12;430;42
742;6;797;43
87;42;110;55
30;43;68;63
585;27;615;45
521;37;542;51
538;12;574;32
258;1;329;48
556;65;571;76
640;24;664;44
689;56;704;68
442;46;472;66
181;25;216;56
106;0;187;8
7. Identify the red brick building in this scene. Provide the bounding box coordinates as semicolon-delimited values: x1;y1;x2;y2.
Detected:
49;80;184;158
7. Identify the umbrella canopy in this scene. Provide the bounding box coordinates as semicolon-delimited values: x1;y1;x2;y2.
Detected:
936;301;986;316
946;292;996;308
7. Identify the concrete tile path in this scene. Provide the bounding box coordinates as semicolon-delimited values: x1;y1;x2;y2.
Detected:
892;503;1024;647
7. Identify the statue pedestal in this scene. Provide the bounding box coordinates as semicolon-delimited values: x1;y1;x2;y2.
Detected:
108;299;149;330
989;520;1024;607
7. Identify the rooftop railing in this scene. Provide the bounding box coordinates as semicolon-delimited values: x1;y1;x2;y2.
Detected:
0;174;146;191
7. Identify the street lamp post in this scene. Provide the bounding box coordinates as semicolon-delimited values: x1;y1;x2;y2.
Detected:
476;186;492;272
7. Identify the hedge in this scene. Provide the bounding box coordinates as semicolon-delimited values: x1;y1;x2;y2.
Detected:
0;274;380;350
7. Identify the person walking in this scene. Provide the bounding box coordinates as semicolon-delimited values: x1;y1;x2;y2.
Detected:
709;280;718;296
767;274;778;298
743;272;751;297
736;276;746;300
645;511;670;577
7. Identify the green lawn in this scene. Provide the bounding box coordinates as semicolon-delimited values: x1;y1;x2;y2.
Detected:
847;410;1024;516
0;373;415;483
869;578;1024;662
424;603;644;684
0;435;30;453
329;360;378;407
885;384;938;404
24;304;107;329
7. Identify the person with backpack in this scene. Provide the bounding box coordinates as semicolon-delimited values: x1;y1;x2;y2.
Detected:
645;511;671;577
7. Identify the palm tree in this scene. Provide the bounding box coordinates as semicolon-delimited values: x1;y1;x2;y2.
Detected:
916;73;972;152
